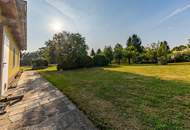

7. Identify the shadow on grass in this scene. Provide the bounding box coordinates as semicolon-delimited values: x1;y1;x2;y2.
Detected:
39;67;190;130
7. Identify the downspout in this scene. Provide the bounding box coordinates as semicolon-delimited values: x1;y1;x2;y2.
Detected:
0;25;3;97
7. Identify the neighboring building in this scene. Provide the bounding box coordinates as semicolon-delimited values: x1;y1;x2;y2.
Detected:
0;0;27;96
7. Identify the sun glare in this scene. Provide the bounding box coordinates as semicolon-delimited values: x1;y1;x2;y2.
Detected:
49;20;63;33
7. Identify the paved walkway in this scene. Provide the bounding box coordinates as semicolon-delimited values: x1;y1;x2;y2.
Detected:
0;71;96;130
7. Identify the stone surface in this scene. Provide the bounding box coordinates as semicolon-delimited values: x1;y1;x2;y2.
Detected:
0;71;96;130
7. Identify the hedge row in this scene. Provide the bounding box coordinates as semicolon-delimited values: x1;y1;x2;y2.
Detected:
57;55;109;71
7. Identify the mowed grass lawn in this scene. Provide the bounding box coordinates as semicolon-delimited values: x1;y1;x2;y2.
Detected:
38;63;190;130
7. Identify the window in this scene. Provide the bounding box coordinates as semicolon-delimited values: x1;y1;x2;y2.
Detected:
13;48;16;68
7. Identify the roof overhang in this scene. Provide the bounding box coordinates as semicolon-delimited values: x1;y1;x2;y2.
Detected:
0;0;27;50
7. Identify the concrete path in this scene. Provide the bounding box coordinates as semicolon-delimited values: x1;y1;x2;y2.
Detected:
0;71;96;130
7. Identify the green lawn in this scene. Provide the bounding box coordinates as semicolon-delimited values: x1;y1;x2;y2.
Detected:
38;63;190;130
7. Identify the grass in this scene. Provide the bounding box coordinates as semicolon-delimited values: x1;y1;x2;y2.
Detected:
21;66;32;71
36;63;190;130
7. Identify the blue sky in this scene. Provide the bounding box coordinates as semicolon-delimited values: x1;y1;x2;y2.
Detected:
27;0;190;52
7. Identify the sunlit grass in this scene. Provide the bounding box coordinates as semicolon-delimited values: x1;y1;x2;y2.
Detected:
21;66;32;71
105;62;190;83
37;62;190;129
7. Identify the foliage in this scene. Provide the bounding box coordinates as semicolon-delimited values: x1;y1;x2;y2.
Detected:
41;40;57;64
90;48;96;57
84;56;94;67
170;49;190;62
21;51;40;66
158;56;168;65
93;54;109;67
123;45;138;64
32;59;48;70
28;31;190;67
143;43;159;63
44;31;90;70
114;43;123;64
127;34;143;53
172;45;187;51
157;41;169;65
103;46;114;63
76;56;94;68
97;48;102;55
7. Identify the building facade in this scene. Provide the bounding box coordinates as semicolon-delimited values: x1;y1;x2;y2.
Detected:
0;0;27;96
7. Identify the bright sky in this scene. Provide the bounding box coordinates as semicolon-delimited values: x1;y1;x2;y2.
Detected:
27;0;190;52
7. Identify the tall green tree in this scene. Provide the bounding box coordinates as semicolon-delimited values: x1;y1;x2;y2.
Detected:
162;41;170;52
144;43;159;63
157;41;169;65
114;43;123;64
127;34;143;53
97;48;102;55
103;46;113;63
90;48;96;57
123;45;137;64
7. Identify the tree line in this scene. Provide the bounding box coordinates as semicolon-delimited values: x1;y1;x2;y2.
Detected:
21;31;190;69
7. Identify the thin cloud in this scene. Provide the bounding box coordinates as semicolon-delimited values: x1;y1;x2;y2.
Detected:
44;0;74;21
160;4;190;23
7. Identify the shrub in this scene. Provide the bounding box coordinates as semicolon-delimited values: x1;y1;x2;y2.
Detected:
75;56;94;68
93;54;109;67
170;49;190;63
82;56;94;68
57;56;94;70
57;64;61;71
32;59;48;70
158;56;168;65
58;59;75;70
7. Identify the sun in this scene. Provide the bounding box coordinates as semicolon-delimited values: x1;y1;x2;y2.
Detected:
49;20;63;33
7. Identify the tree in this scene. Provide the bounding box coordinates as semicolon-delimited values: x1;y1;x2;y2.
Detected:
93;54;109;67
162;41;170;52
90;48;96;57
114;43;123;64
45;40;57;64
38;47;49;62
157;41;169;65
103;46;113;63
144;43;159;63
127;34;143;53
172;45;187;51
97;48;102;55
123;45;137;64
187;44;190;48
47;31;89;69
21;51;41;66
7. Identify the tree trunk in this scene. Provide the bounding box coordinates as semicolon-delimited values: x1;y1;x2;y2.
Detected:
128;58;131;64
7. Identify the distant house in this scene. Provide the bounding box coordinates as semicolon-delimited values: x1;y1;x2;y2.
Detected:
0;0;27;96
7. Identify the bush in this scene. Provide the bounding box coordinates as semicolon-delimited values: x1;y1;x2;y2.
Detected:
57;64;61;71
76;56;94;68
169;50;190;63
57;59;75;70
32;59;48;70
57;56;94;70
93;54;109;67
82;56;94;68
158;56;168;65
